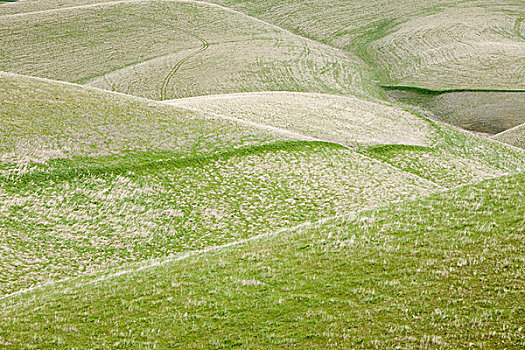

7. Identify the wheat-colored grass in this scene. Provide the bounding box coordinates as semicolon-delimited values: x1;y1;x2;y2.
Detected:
493;123;525;149
205;0;525;90
166;91;525;187
166;91;435;147
368;6;525;89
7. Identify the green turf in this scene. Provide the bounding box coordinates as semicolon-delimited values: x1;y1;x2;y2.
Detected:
1;171;523;348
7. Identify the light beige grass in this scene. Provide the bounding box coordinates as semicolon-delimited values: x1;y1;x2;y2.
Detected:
0;0;119;15
493;123;525;149
369;6;525;89
204;0;525;90
166;91;435;147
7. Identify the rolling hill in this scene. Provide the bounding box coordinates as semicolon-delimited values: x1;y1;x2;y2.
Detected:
1;171;523;348
1;72;445;295
0;0;524;348
203;0;525;135
0;0;379;100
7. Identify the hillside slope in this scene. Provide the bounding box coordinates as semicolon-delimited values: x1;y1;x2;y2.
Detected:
2;72;523;296
1;73;443;294
167;91;435;147
0;0;379;100
167;91;525;187
493;123;525;149
1;0;524;348
205;0;525;90
1;171;523;348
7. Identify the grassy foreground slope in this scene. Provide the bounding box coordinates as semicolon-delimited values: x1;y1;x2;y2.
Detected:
493;123;525;149
1;171;523;348
207;0;525;90
168;91;525;187
0;0;379;100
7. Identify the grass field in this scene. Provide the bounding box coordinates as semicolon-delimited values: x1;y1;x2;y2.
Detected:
385;90;525;134
1;171;523;348
1;0;524;347
0;0;379;100
493;123;525;149
166;91;435;147
167;91;525;187
203;0;525;134
205;0;525;90
0;73;448;295
2;72;523;297
0;71;286;175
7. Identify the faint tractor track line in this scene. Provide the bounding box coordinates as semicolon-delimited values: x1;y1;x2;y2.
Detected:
160;33;209;100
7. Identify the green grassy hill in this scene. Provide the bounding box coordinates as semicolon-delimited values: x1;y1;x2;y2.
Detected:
0;0;524;348
167;91;525;187
1;72;446;295
1;171;523;348
1;69;523;298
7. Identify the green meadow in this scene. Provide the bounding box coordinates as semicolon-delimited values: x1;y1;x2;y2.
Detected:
0;0;524;348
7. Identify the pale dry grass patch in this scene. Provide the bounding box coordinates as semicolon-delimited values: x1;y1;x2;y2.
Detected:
167;92;435;146
0;0;374;100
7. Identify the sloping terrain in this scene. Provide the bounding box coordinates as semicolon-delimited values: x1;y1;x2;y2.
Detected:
0;71;284;174
1;72;523;297
205;0;525;90
167;91;525;187
167;91;435;147
203;0;525;133
0;0;114;14
493;123;525;149
0;0;524;347
1;73;445;295
384;90;525;135
0;0;378;100
1;171;523;348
